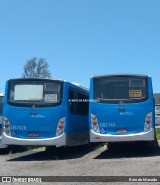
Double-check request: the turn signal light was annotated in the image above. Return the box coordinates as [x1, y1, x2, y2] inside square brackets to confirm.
[56, 117, 65, 136]
[144, 113, 152, 132]
[91, 114, 99, 133]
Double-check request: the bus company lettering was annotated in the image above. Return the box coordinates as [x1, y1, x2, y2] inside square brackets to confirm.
[120, 112, 134, 116]
[31, 114, 45, 118]
[100, 122, 115, 128]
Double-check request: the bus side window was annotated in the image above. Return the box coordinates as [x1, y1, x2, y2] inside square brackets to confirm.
[69, 90, 78, 114]
[69, 88, 89, 115]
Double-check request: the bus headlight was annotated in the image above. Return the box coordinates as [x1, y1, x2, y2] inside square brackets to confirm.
[56, 117, 65, 136]
[144, 113, 152, 132]
[91, 114, 99, 133]
[3, 117, 11, 136]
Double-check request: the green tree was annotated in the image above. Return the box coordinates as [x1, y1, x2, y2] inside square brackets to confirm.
[22, 57, 51, 78]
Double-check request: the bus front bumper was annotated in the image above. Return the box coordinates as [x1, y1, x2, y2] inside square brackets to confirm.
[90, 129, 155, 142]
[0, 136, 7, 148]
[1, 133, 66, 146]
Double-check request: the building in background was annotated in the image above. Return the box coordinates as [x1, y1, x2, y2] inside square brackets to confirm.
[154, 93, 160, 127]
[154, 93, 160, 104]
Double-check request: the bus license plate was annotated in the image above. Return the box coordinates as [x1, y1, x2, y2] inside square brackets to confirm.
[28, 132, 39, 137]
[117, 129, 127, 133]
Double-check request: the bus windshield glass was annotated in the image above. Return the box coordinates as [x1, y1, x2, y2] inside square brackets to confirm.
[94, 76, 148, 103]
[8, 80, 62, 106]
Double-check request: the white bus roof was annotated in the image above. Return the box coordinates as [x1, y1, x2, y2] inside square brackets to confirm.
[71, 82, 89, 91]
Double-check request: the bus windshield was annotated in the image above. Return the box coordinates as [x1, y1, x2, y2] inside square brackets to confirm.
[8, 80, 62, 106]
[93, 76, 148, 103]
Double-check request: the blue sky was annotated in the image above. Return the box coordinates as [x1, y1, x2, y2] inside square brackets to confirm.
[0, 0, 160, 93]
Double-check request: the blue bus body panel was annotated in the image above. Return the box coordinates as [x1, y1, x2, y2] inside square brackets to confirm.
[5, 106, 66, 139]
[90, 102, 153, 135]
[89, 76, 155, 135]
[67, 115, 89, 133]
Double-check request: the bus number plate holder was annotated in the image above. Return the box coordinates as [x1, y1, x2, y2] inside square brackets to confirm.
[28, 132, 39, 137]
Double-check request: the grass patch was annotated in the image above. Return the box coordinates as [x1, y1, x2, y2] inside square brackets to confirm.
[156, 128, 160, 140]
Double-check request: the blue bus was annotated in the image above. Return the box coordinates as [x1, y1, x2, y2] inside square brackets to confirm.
[2, 78, 89, 147]
[89, 74, 156, 143]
